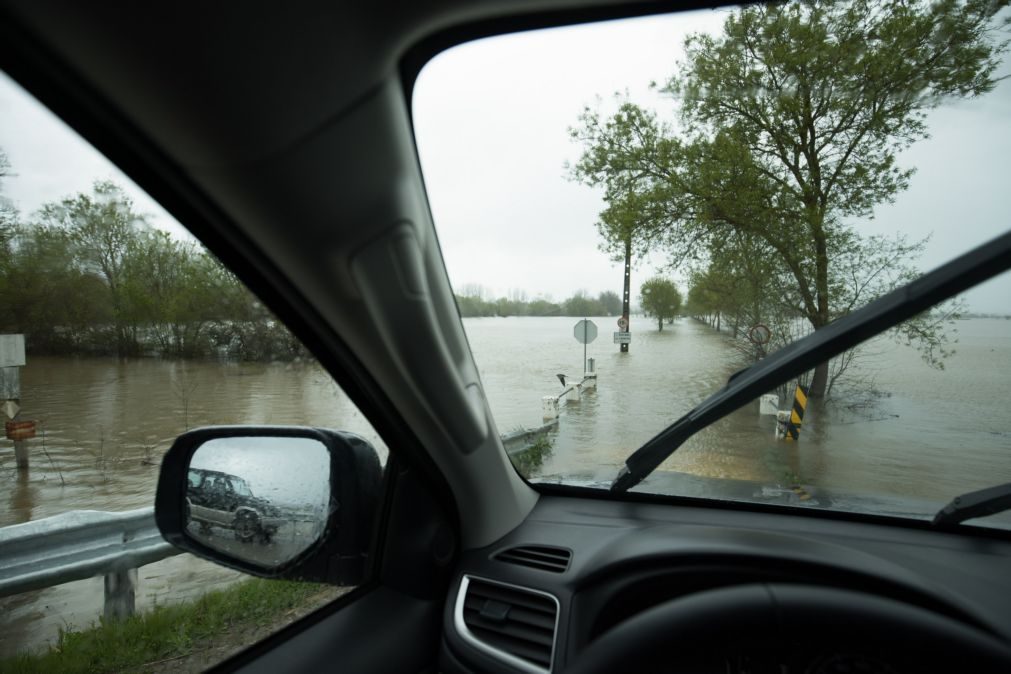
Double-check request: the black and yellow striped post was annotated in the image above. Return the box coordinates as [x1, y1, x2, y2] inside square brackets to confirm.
[784, 384, 809, 441]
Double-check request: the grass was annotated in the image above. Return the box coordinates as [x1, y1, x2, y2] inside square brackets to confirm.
[1, 578, 332, 674]
[511, 434, 553, 479]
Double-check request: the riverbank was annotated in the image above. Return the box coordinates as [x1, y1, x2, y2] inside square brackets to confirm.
[0, 578, 347, 673]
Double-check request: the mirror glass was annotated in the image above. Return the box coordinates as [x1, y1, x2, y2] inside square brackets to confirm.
[185, 436, 331, 569]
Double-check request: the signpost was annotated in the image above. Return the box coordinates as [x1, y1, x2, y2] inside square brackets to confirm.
[613, 332, 631, 344]
[1, 335, 29, 470]
[573, 319, 597, 377]
[748, 324, 772, 359]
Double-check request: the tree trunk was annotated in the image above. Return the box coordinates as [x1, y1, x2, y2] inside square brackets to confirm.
[809, 360, 829, 398]
[657, 315, 663, 331]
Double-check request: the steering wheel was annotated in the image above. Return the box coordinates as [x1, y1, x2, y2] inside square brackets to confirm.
[564, 584, 1011, 673]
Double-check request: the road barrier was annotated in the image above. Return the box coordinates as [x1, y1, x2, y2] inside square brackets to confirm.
[0, 423, 555, 622]
[501, 422, 557, 457]
[0, 507, 180, 620]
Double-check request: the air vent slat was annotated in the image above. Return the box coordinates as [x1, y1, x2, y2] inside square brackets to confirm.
[458, 576, 559, 672]
[464, 611, 555, 647]
[468, 626, 553, 667]
[466, 582, 557, 614]
[495, 545, 571, 573]
[464, 600, 557, 631]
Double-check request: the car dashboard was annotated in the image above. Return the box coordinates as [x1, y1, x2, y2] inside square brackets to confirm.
[440, 493, 1011, 673]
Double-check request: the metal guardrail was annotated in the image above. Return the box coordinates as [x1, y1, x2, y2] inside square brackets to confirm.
[0, 507, 180, 619]
[501, 422, 557, 457]
[0, 425, 554, 621]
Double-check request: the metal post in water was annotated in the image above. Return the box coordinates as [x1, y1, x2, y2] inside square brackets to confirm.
[583, 317, 588, 377]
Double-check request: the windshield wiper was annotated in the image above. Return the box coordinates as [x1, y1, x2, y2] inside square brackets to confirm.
[932, 483, 1011, 528]
[611, 230, 1011, 493]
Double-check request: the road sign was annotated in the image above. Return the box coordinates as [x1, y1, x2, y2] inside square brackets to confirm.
[1, 400, 20, 420]
[573, 320, 598, 344]
[748, 324, 772, 346]
[614, 331, 631, 344]
[0, 335, 25, 368]
[617, 316, 628, 330]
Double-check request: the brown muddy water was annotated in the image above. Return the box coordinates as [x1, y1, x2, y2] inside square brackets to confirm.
[2, 316, 1010, 655]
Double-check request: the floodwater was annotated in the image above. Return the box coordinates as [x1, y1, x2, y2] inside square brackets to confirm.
[2, 316, 1010, 655]
[468, 315, 1011, 502]
[0, 357, 388, 656]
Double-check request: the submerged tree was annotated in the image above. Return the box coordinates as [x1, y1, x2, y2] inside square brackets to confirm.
[640, 277, 682, 331]
[573, 0, 1008, 396]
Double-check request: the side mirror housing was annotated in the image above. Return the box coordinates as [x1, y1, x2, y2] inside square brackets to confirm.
[155, 426, 382, 585]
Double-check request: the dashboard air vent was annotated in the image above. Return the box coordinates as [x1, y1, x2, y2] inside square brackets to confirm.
[495, 545, 572, 573]
[456, 576, 559, 673]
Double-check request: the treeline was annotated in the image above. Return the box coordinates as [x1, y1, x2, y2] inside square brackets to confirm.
[0, 179, 307, 361]
[456, 290, 621, 318]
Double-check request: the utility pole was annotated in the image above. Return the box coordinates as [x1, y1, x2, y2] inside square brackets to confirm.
[620, 236, 631, 353]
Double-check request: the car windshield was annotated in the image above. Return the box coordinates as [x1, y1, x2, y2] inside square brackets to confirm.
[413, 1, 1011, 529]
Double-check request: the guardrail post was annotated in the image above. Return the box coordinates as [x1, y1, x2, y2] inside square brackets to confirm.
[104, 568, 137, 620]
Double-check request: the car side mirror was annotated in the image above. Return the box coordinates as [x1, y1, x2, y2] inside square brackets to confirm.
[155, 426, 382, 585]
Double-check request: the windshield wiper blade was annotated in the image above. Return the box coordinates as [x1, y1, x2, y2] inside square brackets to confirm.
[611, 229, 1011, 494]
[931, 483, 1011, 528]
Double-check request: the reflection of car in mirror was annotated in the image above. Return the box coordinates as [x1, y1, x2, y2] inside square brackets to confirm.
[186, 468, 284, 544]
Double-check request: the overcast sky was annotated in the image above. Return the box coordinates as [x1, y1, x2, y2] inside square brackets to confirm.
[1, 7, 1008, 312]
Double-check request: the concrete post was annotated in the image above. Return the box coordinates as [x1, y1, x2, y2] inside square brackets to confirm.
[568, 383, 581, 402]
[104, 568, 137, 620]
[542, 396, 559, 422]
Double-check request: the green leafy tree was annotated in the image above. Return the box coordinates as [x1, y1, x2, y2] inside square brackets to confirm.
[640, 277, 682, 331]
[38, 181, 150, 356]
[0, 223, 110, 351]
[573, 0, 1007, 396]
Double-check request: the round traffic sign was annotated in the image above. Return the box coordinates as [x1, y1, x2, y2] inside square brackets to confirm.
[573, 319, 598, 344]
[617, 316, 628, 330]
[748, 324, 772, 346]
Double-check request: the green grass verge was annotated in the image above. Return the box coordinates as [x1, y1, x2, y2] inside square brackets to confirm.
[1, 578, 327, 674]
[511, 434, 553, 479]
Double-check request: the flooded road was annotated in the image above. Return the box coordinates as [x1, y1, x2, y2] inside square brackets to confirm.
[2, 316, 1009, 655]
[466, 315, 1011, 501]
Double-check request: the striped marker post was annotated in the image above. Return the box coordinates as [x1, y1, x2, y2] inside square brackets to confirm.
[784, 385, 809, 441]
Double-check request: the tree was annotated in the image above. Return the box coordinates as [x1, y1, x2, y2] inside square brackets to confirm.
[597, 290, 622, 315]
[564, 289, 605, 316]
[573, 0, 1007, 396]
[38, 181, 150, 356]
[640, 277, 682, 331]
[0, 149, 16, 303]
